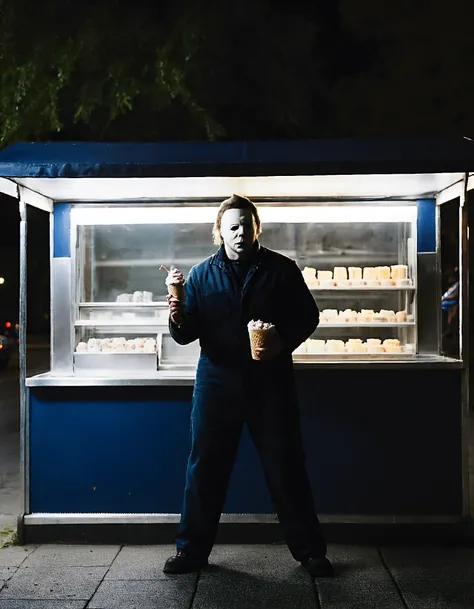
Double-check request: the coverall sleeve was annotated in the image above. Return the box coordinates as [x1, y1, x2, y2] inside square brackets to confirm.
[169, 267, 200, 345]
[277, 261, 319, 354]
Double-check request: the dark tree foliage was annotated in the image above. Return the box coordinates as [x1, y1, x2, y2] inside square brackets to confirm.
[0, 0, 367, 145]
[335, 0, 474, 136]
[1, 0, 474, 146]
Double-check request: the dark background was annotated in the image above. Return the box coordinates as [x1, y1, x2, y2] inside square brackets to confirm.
[0, 200, 49, 331]
[0, 0, 472, 331]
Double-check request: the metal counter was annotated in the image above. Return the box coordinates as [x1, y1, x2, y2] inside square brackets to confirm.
[26, 355, 463, 387]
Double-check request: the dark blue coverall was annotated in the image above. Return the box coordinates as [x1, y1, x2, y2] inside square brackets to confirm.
[170, 243, 326, 562]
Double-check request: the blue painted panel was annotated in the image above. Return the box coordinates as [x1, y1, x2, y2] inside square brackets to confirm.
[29, 369, 462, 515]
[417, 199, 436, 253]
[29, 386, 273, 514]
[2, 139, 474, 178]
[30, 387, 194, 513]
[296, 368, 462, 515]
[53, 204, 71, 258]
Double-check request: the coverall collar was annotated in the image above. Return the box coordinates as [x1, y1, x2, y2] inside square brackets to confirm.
[211, 241, 262, 270]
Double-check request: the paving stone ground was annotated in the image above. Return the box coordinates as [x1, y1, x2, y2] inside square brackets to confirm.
[0, 543, 473, 608]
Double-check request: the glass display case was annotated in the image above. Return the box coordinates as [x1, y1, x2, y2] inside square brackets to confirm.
[71, 202, 418, 374]
[289, 205, 417, 360]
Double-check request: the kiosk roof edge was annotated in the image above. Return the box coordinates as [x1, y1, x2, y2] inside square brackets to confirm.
[1, 138, 474, 179]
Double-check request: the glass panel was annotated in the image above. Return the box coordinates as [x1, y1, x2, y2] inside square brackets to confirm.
[77, 223, 215, 304]
[282, 220, 416, 358]
[73, 202, 419, 369]
[440, 198, 460, 358]
[160, 334, 200, 369]
[74, 326, 159, 377]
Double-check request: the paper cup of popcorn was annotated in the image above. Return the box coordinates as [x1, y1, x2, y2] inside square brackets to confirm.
[160, 265, 186, 302]
[248, 319, 276, 360]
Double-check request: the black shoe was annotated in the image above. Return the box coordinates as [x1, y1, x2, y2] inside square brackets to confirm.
[301, 556, 334, 578]
[163, 551, 208, 574]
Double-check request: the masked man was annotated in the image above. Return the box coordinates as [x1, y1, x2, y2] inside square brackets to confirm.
[164, 194, 332, 578]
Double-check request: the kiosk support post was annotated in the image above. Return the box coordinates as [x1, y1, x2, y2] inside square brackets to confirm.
[18, 195, 29, 538]
[460, 173, 471, 519]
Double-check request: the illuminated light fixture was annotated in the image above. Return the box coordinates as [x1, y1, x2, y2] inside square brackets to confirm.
[0, 344, 3, 350]
[14, 172, 464, 202]
[0, 277, 4, 284]
[5, 322, 11, 328]
[71, 205, 416, 226]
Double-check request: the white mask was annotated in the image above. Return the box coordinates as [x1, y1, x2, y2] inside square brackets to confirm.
[220, 208, 258, 260]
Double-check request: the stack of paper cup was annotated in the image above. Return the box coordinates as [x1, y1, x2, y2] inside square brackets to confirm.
[248, 320, 276, 360]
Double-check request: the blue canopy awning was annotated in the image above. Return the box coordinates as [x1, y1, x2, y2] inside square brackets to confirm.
[1, 138, 474, 178]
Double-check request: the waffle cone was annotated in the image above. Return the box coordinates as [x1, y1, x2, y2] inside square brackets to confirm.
[168, 283, 185, 302]
[249, 328, 274, 360]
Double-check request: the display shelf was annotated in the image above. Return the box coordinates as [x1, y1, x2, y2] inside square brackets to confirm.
[79, 302, 165, 308]
[318, 322, 415, 328]
[309, 286, 416, 292]
[76, 320, 415, 329]
[75, 320, 165, 328]
[93, 258, 199, 267]
[293, 352, 415, 361]
[74, 350, 157, 356]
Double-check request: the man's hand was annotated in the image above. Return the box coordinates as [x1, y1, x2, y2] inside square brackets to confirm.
[167, 294, 184, 325]
[253, 332, 284, 361]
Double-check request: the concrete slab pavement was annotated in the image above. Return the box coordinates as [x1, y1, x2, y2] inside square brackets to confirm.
[196, 545, 317, 609]
[0, 543, 474, 608]
[382, 546, 474, 609]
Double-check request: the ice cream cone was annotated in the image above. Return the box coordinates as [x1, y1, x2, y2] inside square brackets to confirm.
[160, 265, 186, 302]
[168, 282, 185, 302]
[249, 328, 274, 360]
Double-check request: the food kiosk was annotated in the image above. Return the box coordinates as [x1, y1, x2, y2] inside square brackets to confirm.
[0, 139, 471, 543]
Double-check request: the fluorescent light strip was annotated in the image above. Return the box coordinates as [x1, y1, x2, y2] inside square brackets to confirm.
[72, 205, 416, 226]
[258, 206, 416, 223]
[72, 206, 217, 225]
[16, 172, 463, 201]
